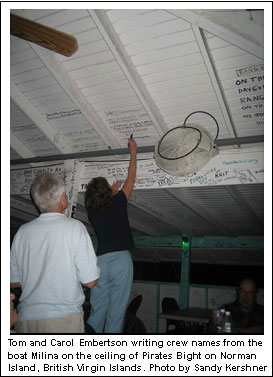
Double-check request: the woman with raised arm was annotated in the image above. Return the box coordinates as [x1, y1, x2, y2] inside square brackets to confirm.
[84, 138, 137, 333]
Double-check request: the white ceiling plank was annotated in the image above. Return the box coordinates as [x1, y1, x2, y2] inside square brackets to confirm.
[112, 9, 174, 34]
[210, 45, 248, 62]
[160, 100, 220, 117]
[10, 133, 36, 159]
[11, 82, 72, 154]
[28, 44, 120, 149]
[13, 9, 89, 28]
[30, 92, 70, 108]
[131, 41, 200, 66]
[11, 48, 37, 65]
[129, 192, 185, 234]
[89, 10, 168, 136]
[146, 73, 210, 93]
[107, 9, 151, 23]
[119, 17, 191, 45]
[10, 37, 31, 54]
[214, 54, 262, 72]
[62, 51, 114, 71]
[65, 39, 108, 61]
[73, 29, 102, 45]
[125, 29, 196, 56]
[11, 67, 50, 85]
[56, 17, 96, 34]
[157, 92, 218, 110]
[23, 84, 64, 101]
[37, 9, 89, 27]
[204, 33, 231, 49]
[75, 70, 125, 89]
[142, 63, 208, 85]
[69, 61, 120, 81]
[131, 192, 211, 237]
[11, 9, 59, 21]
[137, 53, 204, 76]
[11, 58, 44, 76]
[166, 188, 234, 236]
[192, 26, 238, 139]
[81, 79, 130, 97]
[167, 10, 263, 59]
[91, 97, 141, 112]
[152, 83, 214, 102]
[225, 185, 263, 232]
[86, 88, 135, 105]
[17, 75, 58, 93]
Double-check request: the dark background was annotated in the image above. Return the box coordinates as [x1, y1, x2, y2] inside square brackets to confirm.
[133, 261, 264, 288]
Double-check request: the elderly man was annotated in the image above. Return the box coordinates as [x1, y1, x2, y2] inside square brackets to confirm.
[10, 173, 99, 333]
[221, 278, 264, 334]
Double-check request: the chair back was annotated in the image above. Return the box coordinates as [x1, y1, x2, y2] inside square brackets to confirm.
[161, 297, 182, 334]
[162, 297, 179, 313]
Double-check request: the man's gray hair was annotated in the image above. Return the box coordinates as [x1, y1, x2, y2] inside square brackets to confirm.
[31, 173, 65, 213]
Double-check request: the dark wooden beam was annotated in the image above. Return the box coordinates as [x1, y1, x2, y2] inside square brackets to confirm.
[10, 13, 78, 57]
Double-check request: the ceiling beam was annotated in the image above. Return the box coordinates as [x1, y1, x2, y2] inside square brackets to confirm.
[28, 43, 120, 150]
[10, 13, 78, 57]
[167, 9, 263, 59]
[10, 135, 264, 165]
[90, 9, 169, 136]
[11, 82, 71, 153]
[10, 8, 120, 149]
[192, 26, 237, 138]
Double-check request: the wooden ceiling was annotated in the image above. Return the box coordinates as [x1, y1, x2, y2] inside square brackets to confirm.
[7, 8, 266, 265]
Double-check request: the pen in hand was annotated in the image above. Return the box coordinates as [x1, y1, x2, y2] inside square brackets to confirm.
[128, 134, 133, 148]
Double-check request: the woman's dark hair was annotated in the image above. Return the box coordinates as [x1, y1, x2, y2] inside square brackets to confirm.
[84, 177, 113, 211]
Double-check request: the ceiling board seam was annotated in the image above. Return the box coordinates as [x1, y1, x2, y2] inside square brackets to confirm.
[129, 39, 198, 59]
[11, 69, 51, 83]
[22, 82, 59, 94]
[66, 58, 116, 73]
[149, 79, 213, 96]
[139, 51, 203, 74]
[45, 16, 91, 29]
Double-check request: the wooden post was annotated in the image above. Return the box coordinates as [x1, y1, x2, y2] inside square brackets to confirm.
[179, 235, 191, 309]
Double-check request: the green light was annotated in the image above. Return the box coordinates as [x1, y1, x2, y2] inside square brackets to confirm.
[182, 237, 189, 246]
